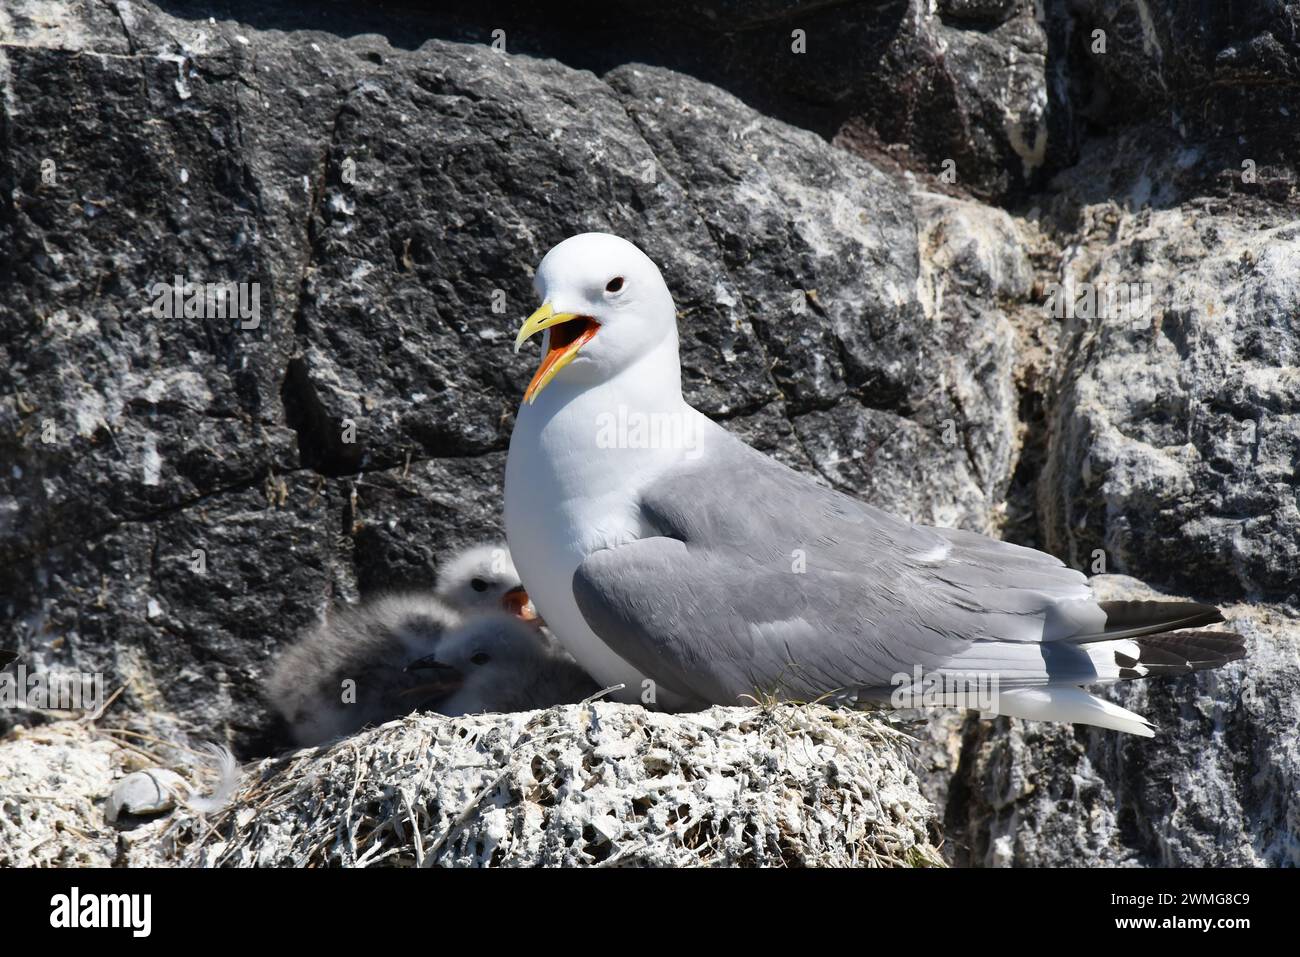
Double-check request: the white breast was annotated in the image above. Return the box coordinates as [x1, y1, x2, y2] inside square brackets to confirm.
[503, 382, 698, 710]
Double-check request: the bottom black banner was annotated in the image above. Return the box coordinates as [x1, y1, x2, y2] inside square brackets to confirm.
[0, 865, 1276, 941]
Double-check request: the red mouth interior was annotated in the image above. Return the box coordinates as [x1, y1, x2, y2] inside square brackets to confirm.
[548, 316, 599, 352]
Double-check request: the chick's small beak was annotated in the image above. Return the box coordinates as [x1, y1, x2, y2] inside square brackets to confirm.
[502, 585, 541, 624]
[404, 655, 460, 676]
[515, 302, 600, 403]
[402, 655, 465, 699]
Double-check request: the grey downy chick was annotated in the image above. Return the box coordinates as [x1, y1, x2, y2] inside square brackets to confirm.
[434, 544, 535, 620]
[406, 612, 600, 717]
[267, 544, 532, 747]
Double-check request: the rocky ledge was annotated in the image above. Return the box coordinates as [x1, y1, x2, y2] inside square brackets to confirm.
[0, 705, 942, 868]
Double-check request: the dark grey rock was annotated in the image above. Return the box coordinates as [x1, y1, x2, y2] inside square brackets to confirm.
[1076, 1, 1300, 120]
[250, 0, 1066, 201]
[1040, 207, 1300, 608]
[1, 2, 1011, 754]
[939, 0, 1020, 24]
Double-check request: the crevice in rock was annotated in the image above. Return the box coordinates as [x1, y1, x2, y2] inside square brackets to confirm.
[10, 468, 286, 562]
[277, 87, 364, 477]
[280, 356, 366, 476]
[12, 441, 506, 563]
[942, 379, 987, 494]
[1000, 381, 1048, 549]
[939, 715, 984, 867]
[106, 0, 138, 54]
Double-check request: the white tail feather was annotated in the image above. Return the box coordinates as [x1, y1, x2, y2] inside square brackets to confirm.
[1083, 638, 1145, 680]
[986, 687, 1156, 737]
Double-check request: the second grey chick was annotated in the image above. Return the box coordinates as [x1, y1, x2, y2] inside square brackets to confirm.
[267, 544, 535, 747]
[406, 613, 600, 717]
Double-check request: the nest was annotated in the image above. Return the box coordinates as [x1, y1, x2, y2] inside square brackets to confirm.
[0, 703, 942, 867]
[176, 702, 943, 867]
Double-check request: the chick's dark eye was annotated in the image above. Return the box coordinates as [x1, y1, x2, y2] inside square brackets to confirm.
[605, 276, 624, 293]
[471, 652, 491, 666]
[470, 578, 489, 592]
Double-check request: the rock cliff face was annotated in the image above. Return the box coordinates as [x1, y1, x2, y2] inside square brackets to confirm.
[1, 0, 1295, 865]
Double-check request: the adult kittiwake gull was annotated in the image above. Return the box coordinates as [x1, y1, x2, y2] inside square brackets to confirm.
[504, 232, 1245, 735]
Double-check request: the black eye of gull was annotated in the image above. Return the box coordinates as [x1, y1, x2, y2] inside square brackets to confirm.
[470, 577, 489, 592]
[605, 276, 624, 293]
[471, 652, 491, 666]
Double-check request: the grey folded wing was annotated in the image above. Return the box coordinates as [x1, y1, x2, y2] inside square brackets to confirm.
[572, 434, 1103, 706]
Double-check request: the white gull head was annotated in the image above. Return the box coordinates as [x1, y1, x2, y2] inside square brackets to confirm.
[514, 232, 680, 403]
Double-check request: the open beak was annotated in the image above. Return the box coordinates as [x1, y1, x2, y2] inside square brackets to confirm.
[514, 302, 599, 403]
[402, 655, 465, 699]
[502, 585, 541, 625]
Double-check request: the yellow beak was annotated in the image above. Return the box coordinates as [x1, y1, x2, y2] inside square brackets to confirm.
[513, 302, 578, 353]
[514, 303, 600, 404]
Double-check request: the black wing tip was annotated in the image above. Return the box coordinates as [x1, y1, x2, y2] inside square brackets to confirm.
[1201, 607, 1227, 628]
[1131, 630, 1247, 674]
[1099, 599, 1225, 633]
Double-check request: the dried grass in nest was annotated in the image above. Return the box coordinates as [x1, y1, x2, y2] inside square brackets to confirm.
[167, 702, 944, 868]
